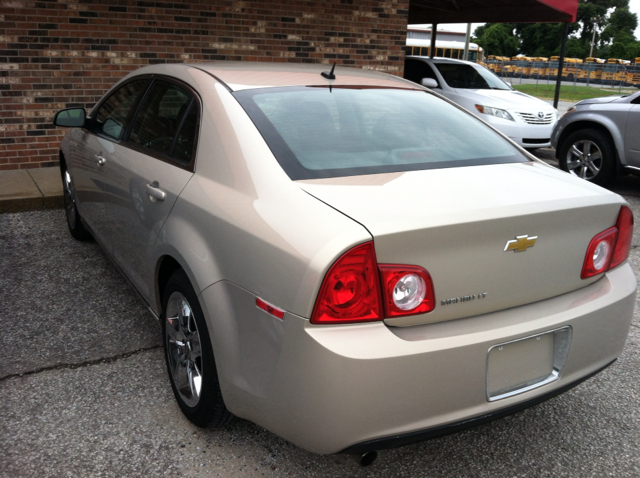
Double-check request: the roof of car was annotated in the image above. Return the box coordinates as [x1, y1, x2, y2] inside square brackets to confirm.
[146, 61, 421, 91]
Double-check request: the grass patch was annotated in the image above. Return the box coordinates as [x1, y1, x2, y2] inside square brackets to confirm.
[512, 83, 630, 102]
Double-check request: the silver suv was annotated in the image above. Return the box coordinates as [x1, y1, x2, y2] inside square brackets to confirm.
[551, 90, 640, 186]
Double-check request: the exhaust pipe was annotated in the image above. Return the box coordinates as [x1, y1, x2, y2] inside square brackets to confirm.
[352, 450, 378, 467]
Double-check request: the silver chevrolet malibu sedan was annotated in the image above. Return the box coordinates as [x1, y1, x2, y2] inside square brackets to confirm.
[54, 62, 636, 460]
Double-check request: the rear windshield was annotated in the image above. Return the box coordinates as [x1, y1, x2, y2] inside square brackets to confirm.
[234, 86, 526, 180]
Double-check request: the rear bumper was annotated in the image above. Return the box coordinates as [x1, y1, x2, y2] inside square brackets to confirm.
[201, 263, 636, 455]
[340, 359, 615, 454]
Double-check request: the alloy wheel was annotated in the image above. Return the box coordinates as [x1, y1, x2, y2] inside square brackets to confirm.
[165, 291, 203, 408]
[565, 139, 603, 181]
[63, 170, 77, 229]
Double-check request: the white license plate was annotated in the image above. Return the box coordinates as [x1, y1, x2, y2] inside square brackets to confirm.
[487, 327, 571, 401]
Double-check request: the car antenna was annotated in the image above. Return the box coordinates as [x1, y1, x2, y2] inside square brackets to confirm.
[321, 63, 336, 80]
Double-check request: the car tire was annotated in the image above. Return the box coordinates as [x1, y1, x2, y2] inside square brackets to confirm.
[61, 161, 92, 241]
[559, 129, 616, 186]
[162, 269, 234, 428]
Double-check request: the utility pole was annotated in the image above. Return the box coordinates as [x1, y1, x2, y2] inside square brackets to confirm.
[589, 17, 599, 57]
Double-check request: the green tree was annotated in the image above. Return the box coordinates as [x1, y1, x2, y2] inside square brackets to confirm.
[473, 23, 519, 57]
[608, 42, 627, 57]
[472, 24, 490, 39]
[576, 0, 612, 46]
[601, 6, 638, 44]
[627, 43, 640, 59]
[565, 38, 589, 58]
[515, 23, 574, 57]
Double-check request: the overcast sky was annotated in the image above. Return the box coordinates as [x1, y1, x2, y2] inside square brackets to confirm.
[427, 0, 640, 38]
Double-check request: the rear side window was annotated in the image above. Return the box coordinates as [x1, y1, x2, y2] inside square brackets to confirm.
[234, 86, 526, 180]
[93, 80, 147, 140]
[404, 60, 439, 85]
[128, 80, 198, 165]
[434, 63, 510, 90]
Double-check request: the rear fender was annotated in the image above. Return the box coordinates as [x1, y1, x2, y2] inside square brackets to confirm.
[152, 214, 223, 315]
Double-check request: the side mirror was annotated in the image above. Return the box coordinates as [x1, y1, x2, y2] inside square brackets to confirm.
[421, 78, 439, 89]
[54, 108, 86, 128]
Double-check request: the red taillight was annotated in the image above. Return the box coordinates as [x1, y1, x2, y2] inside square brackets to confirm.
[581, 228, 617, 279]
[610, 205, 634, 269]
[311, 242, 436, 324]
[379, 265, 435, 317]
[311, 242, 383, 324]
[582, 206, 634, 279]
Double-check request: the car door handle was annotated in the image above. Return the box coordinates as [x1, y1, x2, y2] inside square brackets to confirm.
[146, 183, 166, 202]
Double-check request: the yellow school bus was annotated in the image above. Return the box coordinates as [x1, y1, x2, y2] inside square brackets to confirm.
[510, 56, 534, 77]
[405, 39, 485, 62]
[602, 58, 627, 85]
[528, 57, 548, 78]
[548, 56, 583, 80]
[486, 55, 511, 75]
[577, 57, 604, 83]
[627, 58, 640, 88]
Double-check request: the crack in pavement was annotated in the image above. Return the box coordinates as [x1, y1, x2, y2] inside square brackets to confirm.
[0, 345, 162, 382]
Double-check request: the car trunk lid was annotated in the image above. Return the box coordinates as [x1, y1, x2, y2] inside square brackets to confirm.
[298, 162, 625, 327]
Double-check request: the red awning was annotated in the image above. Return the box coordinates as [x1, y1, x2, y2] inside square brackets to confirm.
[409, 0, 578, 24]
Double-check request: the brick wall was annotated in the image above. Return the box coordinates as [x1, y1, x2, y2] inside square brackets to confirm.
[0, 0, 409, 170]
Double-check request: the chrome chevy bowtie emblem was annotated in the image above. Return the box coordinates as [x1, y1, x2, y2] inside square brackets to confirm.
[537, 111, 545, 119]
[505, 235, 537, 252]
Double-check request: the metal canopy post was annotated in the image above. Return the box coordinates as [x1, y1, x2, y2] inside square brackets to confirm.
[553, 22, 569, 109]
[463, 23, 471, 61]
[430, 23, 437, 58]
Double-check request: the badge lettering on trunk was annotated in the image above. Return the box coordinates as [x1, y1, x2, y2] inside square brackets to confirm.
[505, 235, 537, 252]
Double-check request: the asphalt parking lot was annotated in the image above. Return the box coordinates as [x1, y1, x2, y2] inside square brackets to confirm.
[1, 155, 640, 477]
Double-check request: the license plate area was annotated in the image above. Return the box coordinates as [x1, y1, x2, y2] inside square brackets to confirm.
[487, 327, 572, 401]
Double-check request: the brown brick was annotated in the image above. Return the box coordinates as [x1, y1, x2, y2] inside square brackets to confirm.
[1, 0, 409, 169]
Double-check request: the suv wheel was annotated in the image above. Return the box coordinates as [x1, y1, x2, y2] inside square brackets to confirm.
[559, 129, 616, 186]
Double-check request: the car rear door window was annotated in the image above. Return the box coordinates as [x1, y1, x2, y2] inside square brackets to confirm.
[128, 80, 197, 165]
[93, 80, 147, 140]
[170, 103, 198, 165]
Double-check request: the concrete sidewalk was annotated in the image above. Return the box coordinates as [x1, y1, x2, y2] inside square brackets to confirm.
[0, 167, 63, 214]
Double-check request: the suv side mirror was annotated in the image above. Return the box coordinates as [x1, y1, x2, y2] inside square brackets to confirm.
[421, 78, 439, 89]
[54, 108, 86, 128]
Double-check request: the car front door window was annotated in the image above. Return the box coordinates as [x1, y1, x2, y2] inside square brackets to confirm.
[93, 80, 147, 140]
